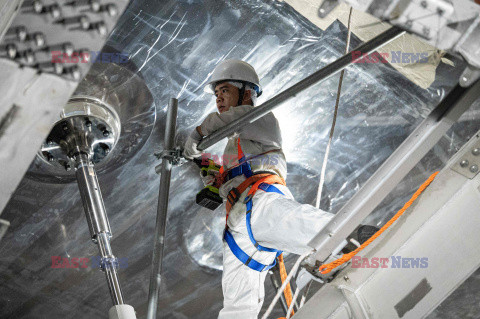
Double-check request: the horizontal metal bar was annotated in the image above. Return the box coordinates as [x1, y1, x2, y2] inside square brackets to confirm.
[309, 80, 480, 262]
[197, 26, 405, 151]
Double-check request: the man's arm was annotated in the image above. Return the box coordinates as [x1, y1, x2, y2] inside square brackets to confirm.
[199, 106, 282, 148]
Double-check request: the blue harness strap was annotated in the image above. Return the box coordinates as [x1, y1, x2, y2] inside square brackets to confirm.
[226, 156, 253, 181]
[224, 229, 280, 272]
[245, 184, 284, 253]
[223, 138, 285, 272]
[224, 181, 285, 272]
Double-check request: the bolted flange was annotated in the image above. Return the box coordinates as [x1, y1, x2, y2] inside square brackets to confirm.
[38, 97, 121, 171]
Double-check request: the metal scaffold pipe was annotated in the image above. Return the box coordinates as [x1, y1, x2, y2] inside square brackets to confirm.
[147, 98, 179, 319]
[197, 26, 405, 151]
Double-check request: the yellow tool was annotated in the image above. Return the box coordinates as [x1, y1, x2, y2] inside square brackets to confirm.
[193, 158, 223, 210]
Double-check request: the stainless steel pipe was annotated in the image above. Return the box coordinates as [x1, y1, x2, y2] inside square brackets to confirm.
[75, 153, 124, 305]
[147, 98, 178, 319]
[75, 153, 112, 239]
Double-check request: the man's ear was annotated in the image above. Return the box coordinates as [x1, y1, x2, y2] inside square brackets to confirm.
[242, 90, 253, 105]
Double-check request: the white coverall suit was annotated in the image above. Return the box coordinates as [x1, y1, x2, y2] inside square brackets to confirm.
[198, 105, 334, 319]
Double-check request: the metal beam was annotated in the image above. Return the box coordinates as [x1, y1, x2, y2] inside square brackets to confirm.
[295, 131, 480, 318]
[308, 80, 480, 262]
[197, 26, 405, 151]
[147, 98, 178, 319]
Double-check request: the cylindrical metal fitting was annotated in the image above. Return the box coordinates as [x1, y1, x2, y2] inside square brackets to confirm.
[75, 153, 112, 240]
[96, 232, 124, 305]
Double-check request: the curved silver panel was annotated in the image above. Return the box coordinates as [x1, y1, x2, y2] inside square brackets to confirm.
[27, 62, 156, 183]
[1, 1, 479, 319]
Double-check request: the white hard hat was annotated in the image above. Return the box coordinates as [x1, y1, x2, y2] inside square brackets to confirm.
[204, 59, 262, 97]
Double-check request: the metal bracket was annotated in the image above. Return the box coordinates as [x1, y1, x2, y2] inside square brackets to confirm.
[154, 147, 184, 174]
[450, 133, 480, 179]
[296, 267, 325, 291]
[154, 147, 183, 163]
[101, 256, 120, 271]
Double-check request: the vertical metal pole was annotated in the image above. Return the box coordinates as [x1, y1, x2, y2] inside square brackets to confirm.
[147, 98, 178, 319]
[75, 153, 124, 305]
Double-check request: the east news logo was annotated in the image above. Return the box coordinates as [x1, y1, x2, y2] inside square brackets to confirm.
[51, 256, 128, 269]
[352, 255, 428, 268]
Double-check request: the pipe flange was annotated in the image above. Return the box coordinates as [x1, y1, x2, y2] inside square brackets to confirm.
[38, 97, 121, 171]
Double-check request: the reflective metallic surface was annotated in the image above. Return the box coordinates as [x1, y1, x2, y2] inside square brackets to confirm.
[27, 61, 156, 183]
[1, 1, 480, 318]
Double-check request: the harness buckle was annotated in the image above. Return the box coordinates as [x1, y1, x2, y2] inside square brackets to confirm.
[243, 194, 253, 204]
[227, 187, 241, 207]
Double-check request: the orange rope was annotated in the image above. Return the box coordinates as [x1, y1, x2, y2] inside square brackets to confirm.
[319, 171, 439, 274]
[278, 254, 294, 316]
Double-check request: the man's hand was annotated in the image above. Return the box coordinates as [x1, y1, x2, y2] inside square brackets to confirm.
[200, 173, 216, 187]
[183, 127, 203, 160]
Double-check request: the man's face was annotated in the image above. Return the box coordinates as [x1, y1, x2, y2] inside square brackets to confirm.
[214, 82, 239, 113]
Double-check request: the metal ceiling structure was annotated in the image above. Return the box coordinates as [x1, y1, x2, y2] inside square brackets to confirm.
[1, 0, 480, 318]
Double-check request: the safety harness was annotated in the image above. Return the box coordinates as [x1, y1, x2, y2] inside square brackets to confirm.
[222, 139, 287, 272]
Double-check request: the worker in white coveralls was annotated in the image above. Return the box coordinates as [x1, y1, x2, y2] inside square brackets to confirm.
[183, 59, 335, 319]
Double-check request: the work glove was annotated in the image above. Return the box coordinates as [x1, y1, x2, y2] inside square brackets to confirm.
[183, 128, 203, 160]
[200, 172, 216, 187]
[193, 157, 222, 187]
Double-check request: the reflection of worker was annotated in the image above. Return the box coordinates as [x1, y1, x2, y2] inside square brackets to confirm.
[183, 59, 334, 318]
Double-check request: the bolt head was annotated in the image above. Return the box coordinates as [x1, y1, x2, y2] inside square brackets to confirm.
[66, 65, 81, 80]
[17, 27, 27, 42]
[470, 165, 478, 173]
[107, 4, 118, 16]
[96, 22, 108, 36]
[90, 0, 101, 12]
[6, 44, 17, 59]
[80, 50, 91, 62]
[23, 49, 35, 64]
[103, 130, 110, 137]
[343, 275, 349, 281]
[33, 1, 43, 13]
[420, 0, 427, 8]
[34, 33, 45, 47]
[80, 16, 90, 30]
[63, 43, 74, 56]
[50, 5, 61, 18]
[54, 63, 64, 75]
[472, 148, 480, 156]
[460, 159, 469, 168]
